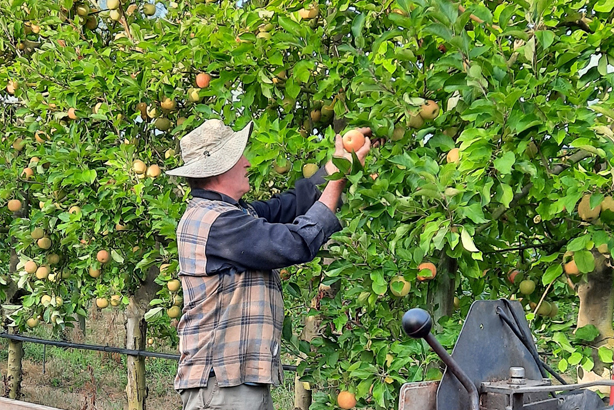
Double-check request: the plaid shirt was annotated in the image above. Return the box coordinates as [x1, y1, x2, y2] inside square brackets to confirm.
[174, 174, 341, 390]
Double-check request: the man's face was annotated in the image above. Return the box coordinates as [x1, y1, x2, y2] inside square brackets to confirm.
[220, 154, 251, 200]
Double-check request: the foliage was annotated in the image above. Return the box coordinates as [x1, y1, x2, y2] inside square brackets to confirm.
[1, 0, 614, 408]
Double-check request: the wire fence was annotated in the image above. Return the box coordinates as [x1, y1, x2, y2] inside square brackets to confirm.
[0, 332, 299, 372]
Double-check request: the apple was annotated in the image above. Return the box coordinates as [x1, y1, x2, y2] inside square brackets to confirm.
[273, 161, 291, 174]
[36, 266, 50, 280]
[13, 138, 26, 151]
[419, 100, 439, 120]
[167, 306, 182, 318]
[27, 317, 40, 328]
[97, 249, 111, 264]
[7, 199, 22, 212]
[167, 279, 181, 292]
[302, 163, 319, 178]
[146, 164, 161, 178]
[298, 5, 319, 19]
[196, 73, 212, 88]
[143, 3, 156, 16]
[342, 130, 365, 152]
[154, 117, 171, 131]
[76, 4, 90, 16]
[310, 110, 321, 122]
[337, 391, 356, 410]
[160, 97, 176, 111]
[6, 80, 18, 95]
[135, 102, 147, 116]
[417, 262, 437, 281]
[96, 298, 109, 309]
[69, 206, 81, 214]
[110, 295, 122, 306]
[507, 269, 520, 284]
[67, 107, 78, 120]
[390, 276, 411, 297]
[391, 127, 405, 141]
[133, 160, 147, 174]
[446, 148, 460, 164]
[37, 237, 52, 249]
[187, 88, 202, 103]
[22, 168, 34, 179]
[25, 261, 38, 274]
[259, 23, 274, 32]
[107, 0, 120, 9]
[408, 114, 424, 129]
[47, 254, 60, 265]
[86, 15, 98, 29]
[89, 267, 101, 278]
[519, 279, 535, 295]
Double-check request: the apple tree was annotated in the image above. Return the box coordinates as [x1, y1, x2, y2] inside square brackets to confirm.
[2, 0, 614, 408]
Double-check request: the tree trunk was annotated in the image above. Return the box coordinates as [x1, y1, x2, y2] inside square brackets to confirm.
[427, 253, 457, 329]
[7, 337, 23, 399]
[292, 273, 332, 410]
[125, 296, 147, 410]
[293, 314, 317, 410]
[576, 252, 614, 393]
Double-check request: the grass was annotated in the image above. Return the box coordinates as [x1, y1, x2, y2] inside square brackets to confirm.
[0, 306, 297, 410]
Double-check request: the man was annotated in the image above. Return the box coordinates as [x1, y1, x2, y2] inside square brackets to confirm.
[167, 119, 371, 410]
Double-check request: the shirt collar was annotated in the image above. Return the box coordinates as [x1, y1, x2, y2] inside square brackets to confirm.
[190, 188, 250, 209]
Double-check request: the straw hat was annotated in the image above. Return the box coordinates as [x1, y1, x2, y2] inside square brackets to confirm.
[166, 119, 253, 178]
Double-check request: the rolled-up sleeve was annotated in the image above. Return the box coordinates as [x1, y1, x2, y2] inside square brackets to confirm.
[204, 201, 342, 274]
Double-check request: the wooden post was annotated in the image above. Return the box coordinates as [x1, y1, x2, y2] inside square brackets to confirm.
[125, 264, 161, 410]
[293, 313, 317, 410]
[125, 296, 147, 410]
[7, 336, 24, 399]
[293, 272, 337, 410]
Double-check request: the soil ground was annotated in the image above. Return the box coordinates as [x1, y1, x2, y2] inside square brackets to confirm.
[0, 306, 295, 410]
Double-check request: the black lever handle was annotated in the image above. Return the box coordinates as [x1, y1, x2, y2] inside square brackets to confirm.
[403, 308, 480, 410]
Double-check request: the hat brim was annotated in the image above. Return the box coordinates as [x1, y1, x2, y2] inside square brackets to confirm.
[166, 121, 253, 178]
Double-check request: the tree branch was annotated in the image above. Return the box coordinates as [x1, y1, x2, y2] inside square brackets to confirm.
[484, 239, 567, 254]
[476, 150, 591, 234]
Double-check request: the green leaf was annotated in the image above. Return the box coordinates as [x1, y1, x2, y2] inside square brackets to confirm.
[285, 78, 300, 99]
[493, 152, 515, 174]
[598, 346, 613, 364]
[461, 228, 480, 252]
[144, 307, 163, 321]
[574, 325, 600, 342]
[568, 352, 583, 366]
[332, 157, 351, 174]
[500, 183, 513, 208]
[535, 30, 554, 50]
[558, 358, 568, 373]
[567, 235, 591, 252]
[111, 249, 124, 263]
[553, 332, 575, 353]
[351, 14, 366, 38]
[573, 250, 595, 273]
[370, 270, 388, 295]
[542, 264, 562, 285]
[278, 16, 303, 37]
[595, 0, 614, 12]
[458, 203, 488, 224]
[422, 23, 453, 41]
